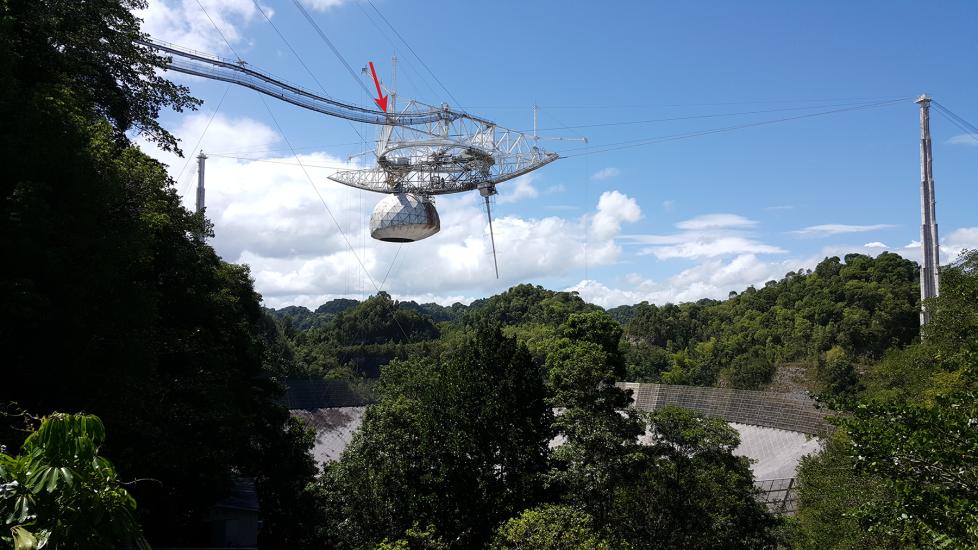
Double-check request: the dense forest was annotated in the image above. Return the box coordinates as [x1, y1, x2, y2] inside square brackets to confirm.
[1, 0, 975, 548]
[269, 250, 920, 396]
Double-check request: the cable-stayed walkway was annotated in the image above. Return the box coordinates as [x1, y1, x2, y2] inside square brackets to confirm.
[143, 38, 461, 126]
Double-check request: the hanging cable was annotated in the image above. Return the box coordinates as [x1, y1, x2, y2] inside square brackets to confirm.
[365, 0, 465, 111]
[194, 0, 240, 57]
[559, 97, 910, 158]
[519, 99, 909, 133]
[354, 2, 439, 102]
[205, 153, 354, 169]
[933, 101, 978, 144]
[288, 0, 374, 97]
[250, 0, 367, 143]
[379, 244, 403, 291]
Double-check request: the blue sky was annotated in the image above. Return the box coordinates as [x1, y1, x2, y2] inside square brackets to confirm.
[138, 0, 978, 308]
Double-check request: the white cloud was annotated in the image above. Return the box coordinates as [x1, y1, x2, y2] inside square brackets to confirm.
[676, 213, 756, 231]
[661, 200, 675, 211]
[137, 0, 261, 54]
[138, 114, 643, 307]
[302, 0, 351, 11]
[591, 167, 620, 180]
[947, 134, 978, 146]
[590, 191, 642, 240]
[792, 223, 896, 237]
[867, 228, 978, 265]
[622, 213, 781, 260]
[572, 234, 973, 308]
[569, 254, 809, 308]
[496, 175, 539, 205]
[863, 241, 888, 248]
[943, 227, 978, 261]
[638, 237, 785, 260]
[570, 237, 961, 308]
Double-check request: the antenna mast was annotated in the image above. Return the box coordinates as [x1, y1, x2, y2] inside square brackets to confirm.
[916, 95, 940, 326]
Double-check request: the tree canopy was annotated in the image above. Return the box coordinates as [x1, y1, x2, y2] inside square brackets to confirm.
[0, 0, 317, 545]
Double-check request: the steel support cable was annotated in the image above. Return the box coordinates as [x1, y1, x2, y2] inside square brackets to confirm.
[379, 244, 403, 291]
[194, 0, 238, 56]
[355, 2, 440, 103]
[519, 99, 911, 133]
[559, 97, 911, 158]
[934, 109, 978, 145]
[468, 96, 915, 110]
[287, 0, 373, 98]
[206, 153, 354, 169]
[208, 141, 367, 156]
[355, 2, 439, 102]
[365, 0, 466, 111]
[933, 101, 978, 133]
[933, 101, 978, 144]
[250, 0, 366, 143]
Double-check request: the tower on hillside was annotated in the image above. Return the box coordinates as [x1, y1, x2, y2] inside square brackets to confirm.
[196, 151, 207, 215]
[916, 95, 940, 326]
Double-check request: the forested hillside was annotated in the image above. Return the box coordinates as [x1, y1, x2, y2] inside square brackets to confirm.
[271, 252, 920, 394]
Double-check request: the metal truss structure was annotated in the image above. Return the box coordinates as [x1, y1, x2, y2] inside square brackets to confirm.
[145, 38, 558, 198]
[329, 99, 560, 195]
[145, 36, 560, 273]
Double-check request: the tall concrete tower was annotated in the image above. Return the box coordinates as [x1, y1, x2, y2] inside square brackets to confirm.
[195, 151, 207, 215]
[916, 95, 940, 326]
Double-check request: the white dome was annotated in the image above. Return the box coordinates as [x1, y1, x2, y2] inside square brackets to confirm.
[369, 193, 440, 242]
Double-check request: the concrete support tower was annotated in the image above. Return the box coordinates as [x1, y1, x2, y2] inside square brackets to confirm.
[195, 151, 207, 215]
[916, 95, 940, 326]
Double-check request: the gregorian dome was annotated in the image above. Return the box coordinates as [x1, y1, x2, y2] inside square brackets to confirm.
[369, 193, 441, 242]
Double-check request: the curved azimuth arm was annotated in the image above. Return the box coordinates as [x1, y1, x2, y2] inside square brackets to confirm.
[142, 38, 461, 126]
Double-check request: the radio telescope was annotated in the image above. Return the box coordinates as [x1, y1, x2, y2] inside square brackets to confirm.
[145, 38, 559, 275]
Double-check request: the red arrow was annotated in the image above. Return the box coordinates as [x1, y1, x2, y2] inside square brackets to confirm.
[368, 61, 388, 113]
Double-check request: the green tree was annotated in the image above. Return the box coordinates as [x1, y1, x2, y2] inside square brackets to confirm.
[0, 0, 318, 543]
[793, 432, 896, 549]
[375, 524, 448, 550]
[795, 250, 978, 548]
[726, 347, 776, 390]
[490, 505, 613, 550]
[815, 346, 860, 398]
[609, 407, 779, 550]
[320, 325, 553, 548]
[331, 292, 439, 346]
[0, 0, 198, 159]
[547, 312, 644, 525]
[0, 413, 149, 549]
[841, 386, 978, 547]
[924, 250, 978, 367]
